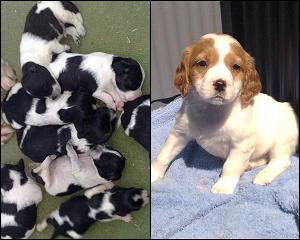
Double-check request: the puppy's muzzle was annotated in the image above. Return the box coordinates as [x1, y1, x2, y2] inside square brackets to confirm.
[213, 79, 226, 92]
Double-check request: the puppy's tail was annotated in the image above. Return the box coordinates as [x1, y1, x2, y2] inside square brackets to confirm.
[1, 59, 17, 91]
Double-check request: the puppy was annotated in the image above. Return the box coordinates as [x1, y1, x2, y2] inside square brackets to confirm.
[20, 1, 86, 98]
[49, 52, 145, 111]
[120, 95, 150, 152]
[2, 82, 96, 129]
[31, 143, 125, 196]
[16, 107, 116, 162]
[1, 59, 17, 92]
[36, 184, 149, 239]
[151, 33, 298, 194]
[1, 159, 43, 239]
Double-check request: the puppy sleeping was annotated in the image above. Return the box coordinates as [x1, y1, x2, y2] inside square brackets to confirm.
[151, 33, 298, 194]
[36, 183, 149, 239]
[120, 95, 150, 152]
[31, 143, 125, 196]
[49, 52, 145, 111]
[20, 1, 86, 98]
[2, 82, 96, 129]
[16, 107, 116, 162]
[1, 159, 42, 239]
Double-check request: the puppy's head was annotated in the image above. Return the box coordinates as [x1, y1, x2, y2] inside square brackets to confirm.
[111, 57, 144, 102]
[21, 62, 61, 99]
[175, 33, 261, 107]
[1, 159, 27, 194]
[91, 145, 125, 180]
[77, 107, 116, 144]
[110, 187, 149, 215]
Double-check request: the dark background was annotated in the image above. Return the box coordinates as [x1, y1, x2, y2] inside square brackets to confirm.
[221, 1, 299, 118]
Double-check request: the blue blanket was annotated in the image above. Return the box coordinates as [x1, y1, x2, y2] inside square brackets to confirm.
[151, 98, 299, 239]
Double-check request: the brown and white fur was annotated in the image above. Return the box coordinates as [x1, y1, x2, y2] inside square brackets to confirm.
[151, 33, 298, 194]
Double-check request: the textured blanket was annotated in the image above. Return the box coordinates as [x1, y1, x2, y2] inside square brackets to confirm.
[151, 98, 299, 239]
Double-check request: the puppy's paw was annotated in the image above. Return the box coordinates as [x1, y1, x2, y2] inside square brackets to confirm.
[36, 222, 47, 232]
[211, 176, 239, 195]
[151, 164, 164, 183]
[71, 34, 81, 46]
[77, 25, 86, 37]
[64, 44, 71, 51]
[104, 181, 115, 190]
[122, 214, 133, 223]
[115, 100, 124, 112]
[48, 155, 57, 161]
[253, 170, 272, 186]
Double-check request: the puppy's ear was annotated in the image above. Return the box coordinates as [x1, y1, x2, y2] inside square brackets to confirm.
[174, 44, 194, 96]
[240, 52, 261, 107]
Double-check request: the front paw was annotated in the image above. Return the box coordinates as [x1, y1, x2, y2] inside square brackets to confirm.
[104, 181, 115, 190]
[64, 44, 71, 51]
[115, 100, 124, 112]
[122, 214, 132, 223]
[76, 25, 86, 37]
[211, 176, 239, 195]
[253, 170, 272, 186]
[151, 163, 165, 183]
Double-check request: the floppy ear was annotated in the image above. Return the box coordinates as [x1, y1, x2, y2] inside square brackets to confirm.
[174, 44, 194, 96]
[240, 53, 261, 107]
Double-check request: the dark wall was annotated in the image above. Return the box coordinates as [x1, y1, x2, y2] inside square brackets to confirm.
[221, 1, 299, 117]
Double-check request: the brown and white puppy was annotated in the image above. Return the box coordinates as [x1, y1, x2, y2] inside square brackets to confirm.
[151, 33, 298, 194]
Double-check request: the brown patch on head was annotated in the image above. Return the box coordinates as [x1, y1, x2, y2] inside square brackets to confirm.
[225, 43, 261, 107]
[174, 38, 219, 96]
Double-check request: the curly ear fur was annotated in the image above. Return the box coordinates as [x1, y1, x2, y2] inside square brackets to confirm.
[240, 53, 261, 107]
[174, 45, 194, 96]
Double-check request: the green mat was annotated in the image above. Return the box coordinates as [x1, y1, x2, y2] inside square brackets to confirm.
[1, 1, 150, 239]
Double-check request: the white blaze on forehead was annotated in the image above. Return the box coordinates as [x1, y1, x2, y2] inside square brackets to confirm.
[202, 33, 239, 61]
[201, 34, 239, 81]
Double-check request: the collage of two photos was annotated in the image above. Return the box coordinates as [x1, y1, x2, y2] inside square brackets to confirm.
[1, 1, 299, 239]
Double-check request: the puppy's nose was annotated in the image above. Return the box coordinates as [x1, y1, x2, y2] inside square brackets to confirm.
[213, 79, 226, 92]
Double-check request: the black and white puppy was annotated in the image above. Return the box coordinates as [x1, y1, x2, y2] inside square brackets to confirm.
[49, 52, 145, 111]
[20, 1, 86, 98]
[2, 82, 96, 129]
[120, 95, 150, 152]
[16, 107, 116, 162]
[36, 183, 149, 239]
[1, 159, 43, 239]
[31, 143, 125, 196]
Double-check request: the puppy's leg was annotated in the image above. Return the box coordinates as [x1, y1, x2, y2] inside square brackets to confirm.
[151, 130, 190, 183]
[67, 142, 82, 174]
[50, 39, 71, 54]
[84, 182, 114, 199]
[211, 144, 254, 194]
[112, 214, 133, 223]
[66, 230, 82, 239]
[93, 91, 116, 110]
[109, 90, 124, 111]
[54, 11, 86, 37]
[253, 146, 293, 186]
[65, 25, 81, 46]
[36, 218, 49, 232]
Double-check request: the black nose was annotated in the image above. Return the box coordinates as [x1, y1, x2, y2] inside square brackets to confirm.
[213, 80, 226, 92]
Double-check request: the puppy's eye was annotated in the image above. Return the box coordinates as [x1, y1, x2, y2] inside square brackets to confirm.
[197, 60, 207, 67]
[232, 64, 240, 70]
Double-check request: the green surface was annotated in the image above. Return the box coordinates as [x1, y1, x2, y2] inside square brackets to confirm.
[1, 1, 150, 239]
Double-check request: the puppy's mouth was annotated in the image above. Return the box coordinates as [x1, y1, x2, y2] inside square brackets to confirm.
[209, 95, 226, 105]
